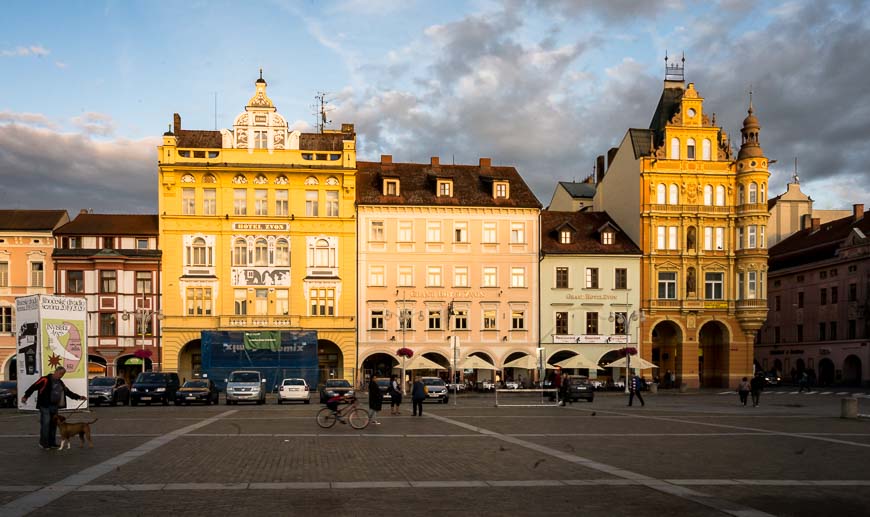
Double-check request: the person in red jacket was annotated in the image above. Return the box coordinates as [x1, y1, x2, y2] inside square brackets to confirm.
[21, 367, 86, 449]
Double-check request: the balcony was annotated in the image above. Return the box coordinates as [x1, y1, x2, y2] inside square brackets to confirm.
[220, 316, 297, 328]
[737, 299, 768, 309]
[736, 203, 768, 215]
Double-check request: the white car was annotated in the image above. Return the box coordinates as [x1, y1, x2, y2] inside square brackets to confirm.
[277, 378, 311, 404]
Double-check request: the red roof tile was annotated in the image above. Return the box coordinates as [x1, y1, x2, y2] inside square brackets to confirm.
[0, 210, 69, 231]
[541, 210, 641, 254]
[769, 210, 870, 271]
[54, 214, 158, 236]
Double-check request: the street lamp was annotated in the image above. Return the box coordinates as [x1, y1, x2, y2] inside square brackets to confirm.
[123, 293, 162, 373]
[536, 347, 545, 388]
[609, 311, 638, 394]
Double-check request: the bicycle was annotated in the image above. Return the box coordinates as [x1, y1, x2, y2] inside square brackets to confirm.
[316, 395, 370, 429]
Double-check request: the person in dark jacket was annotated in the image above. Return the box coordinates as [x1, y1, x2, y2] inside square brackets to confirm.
[21, 367, 87, 449]
[628, 374, 645, 407]
[750, 373, 765, 407]
[411, 377, 426, 416]
[367, 377, 383, 425]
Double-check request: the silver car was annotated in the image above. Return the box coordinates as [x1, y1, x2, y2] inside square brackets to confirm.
[421, 377, 449, 404]
[225, 370, 266, 405]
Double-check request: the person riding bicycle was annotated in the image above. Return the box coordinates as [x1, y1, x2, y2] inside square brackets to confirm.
[326, 393, 354, 423]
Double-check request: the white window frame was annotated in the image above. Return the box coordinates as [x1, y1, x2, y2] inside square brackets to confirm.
[427, 266, 442, 287]
[275, 189, 288, 216]
[369, 265, 385, 287]
[482, 222, 497, 243]
[454, 266, 469, 287]
[482, 266, 498, 287]
[511, 267, 525, 288]
[398, 221, 413, 242]
[510, 222, 525, 244]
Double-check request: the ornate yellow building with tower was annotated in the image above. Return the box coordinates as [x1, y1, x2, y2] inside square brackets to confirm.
[595, 60, 770, 388]
[157, 74, 358, 383]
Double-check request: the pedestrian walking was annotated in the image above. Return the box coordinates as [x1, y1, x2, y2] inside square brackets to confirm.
[737, 377, 751, 406]
[21, 366, 87, 449]
[388, 374, 403, 415]
[367, 377, 383, 425]
[750, 372, 764, 407]
[559, 371, 571, 406]
[798, 371, 810, 393]
[628, 374, 645, 407]
[411, 376, 426, 416]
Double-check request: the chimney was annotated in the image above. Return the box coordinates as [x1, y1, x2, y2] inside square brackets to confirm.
[801, 214, 813, 230]
[854, 204, 865, 222]
[341, 123, 354, 133]
[380, 154, 392, 165]
[596, 155, 606, 183]
[79, 209, 89, 215]
[606, 147, 618, 171]
[811, 217, 820, 232]
[430, 156, 440, 166]
[173, 113, 181, 132]
[479, 157, 491, 170]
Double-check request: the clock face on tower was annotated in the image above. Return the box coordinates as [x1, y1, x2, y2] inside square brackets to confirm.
[687, 108, 696, 118]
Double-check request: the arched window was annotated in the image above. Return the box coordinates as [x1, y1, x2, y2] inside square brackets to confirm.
[760, 183, 766, 202]
[686, 138, 696, 160]
[191, 238, 208, 266]
[656, 184, 666, 204]
[275, 239, 290, 266]
[669, 184, 679, 205]
[670, 137, 680, 159]
[749, 183, 758, 204]
[254, 239, 268, 266]
[703, 185, 713, 206]
[313, 238, 335, 268]
[702, 139, 711, 160]
[715, 185, 725, 206]
[738, 185, 745, 205]
[232, 238, 247, 266]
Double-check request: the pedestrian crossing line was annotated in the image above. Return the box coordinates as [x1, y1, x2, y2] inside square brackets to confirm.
[718, 390, 870, 397]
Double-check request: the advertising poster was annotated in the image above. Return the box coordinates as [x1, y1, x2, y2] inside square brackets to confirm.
[16, 295, 88, 411]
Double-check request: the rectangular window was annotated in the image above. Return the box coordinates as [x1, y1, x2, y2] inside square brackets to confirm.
[428, 309, 442, 330]
[483, 310, 497, 330]
[585, 312, 598, 334]
[848, 319, 856, 339]
[483, 267, 497, 287]
[0, 306, 12, 333]
[704, 227, 713, 250]
[738, 272, 745, 300]
[427, 266, 442, 287]
[796, 324, 803, 342]
[818, 322, 826, 341]
[658, 272, 677, 299]
[560, 230, 572, 244]
[67, 271, 84, 293]
[830, 321, 837, 340]
[705, 272, 724, 300]
[820, 288, 827, 305]
[748, 226, 757, 248]
[495, 183, 507, 198]
[397, 221, 413, 242]
[275, 190, 288, 216]
[233, 189, 247, 215]
[747, 271, 757, 299]
[309, 288, 335, 316]
[134, 312, 153, 336]
[137, 238, 149, 249]
[831, 286, 838, 304]
[454, 309, 467, 330]
[0, 262, 8, 287]
[182, 188, 195, 215]
[585, 268, 599, 289]
[556, 267, 569, 289]
[370, 221, 384, 242]
[385, 180, 398, 196]
[454, 266, 469, 287]
[615, 268, 627, 289]
[202, 188, 216, 215]
[512, 310, 525, 330]
[254, 289, 268, 315]
[275, 290, 289, 315]
[510, 222, 525, 244]
[427, 221, 441, 242]
[399, 308, 413, 331]
[30, 262, 44, 287]
[715, 227, 724, 250]
[774, 327, 781, 343]
[398, 266, 413, 287]
[775, 296, 781, 311]
[438, 181, 451, 197]
[254, 131, 267, 149]
[614, 312, 627, 335]
[306, 190, 319, 216]
[798, 291, 804, 308]
[99, 313, 116, 336]
[254, 189, 268, 216]
[737, 227, 744, 250]
[668, 226, 678, 250]
[555, 312, 568, 335]
[234, 289, 247, 315]
[369, 265, 385, 286]
[849, 283, 857, 302]
[186, 287, 213, 316]
[453, 222, 467, 243]
[326, 191, 339, 217]
[370, 309, 385, 330]
[657, 226, 666, 250]
[482, 222, 497, 243]
[510, 267, 526, 288]
[100, 270, 116, 293]
[136, 271, 152, 294]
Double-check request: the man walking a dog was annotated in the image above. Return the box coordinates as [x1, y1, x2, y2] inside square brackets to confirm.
[21, 367, 87, 449]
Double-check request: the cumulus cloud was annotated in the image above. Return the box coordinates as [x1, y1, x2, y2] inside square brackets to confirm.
[0, 111, 59, 130]
[71, 112, 116, 137]
[0, 123, 158, 214]
[1, 45, 50, 57]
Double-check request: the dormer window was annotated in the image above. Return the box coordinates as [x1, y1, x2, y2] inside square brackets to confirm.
[437, 180, 452, 197]
[494, 181, 509, 199]
[384, 179, 399, 196]
[559, 230, 572, 244]
[601, 230, 614, 245]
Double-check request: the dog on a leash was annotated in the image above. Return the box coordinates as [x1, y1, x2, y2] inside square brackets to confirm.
[53, 414, 97, 450]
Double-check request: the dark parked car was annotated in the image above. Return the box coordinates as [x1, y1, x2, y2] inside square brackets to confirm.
[0, 381, 17, 408]
[131, 372, 180, 406]
[319, 379, 354, 403]
[564, 376, 595, 402]
[88, 377, 130, 406]
[175, 379, 220, 405]
[763, 372, 781, 386]
[375, 378, 392, 403]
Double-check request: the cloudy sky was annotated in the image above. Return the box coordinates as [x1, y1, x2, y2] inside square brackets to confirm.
[1, 0, 867, 214]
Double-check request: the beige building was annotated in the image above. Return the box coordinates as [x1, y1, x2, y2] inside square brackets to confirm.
[768, 174, 851, 247]
[0, 210, 69, 380]
[356, 156, 541, 387]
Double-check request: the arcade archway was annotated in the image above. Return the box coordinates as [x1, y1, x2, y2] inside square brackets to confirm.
[178, 340, 202, 382]
[318, 340, 344, 382]
[651, 321, 682, 388]
[361, 352, 398, 382]
[818, 358, 835, 387]
[698, 321, 729, 388]
[843, 355, 863, 386]
[4, 356, 16, 381]
[88, 355, 107, 379]
[116, 355, 152, 386]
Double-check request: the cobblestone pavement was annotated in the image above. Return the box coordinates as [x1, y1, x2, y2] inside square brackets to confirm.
[1, 389, 869, 516]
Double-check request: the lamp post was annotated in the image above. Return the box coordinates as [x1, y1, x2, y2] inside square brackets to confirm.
[125, 292, 162, 374]
[536, 347, 545, 388]
[609, 311, 638, 394]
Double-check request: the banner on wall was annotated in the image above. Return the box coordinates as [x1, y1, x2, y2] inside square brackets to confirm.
[15, 295, 89, 412]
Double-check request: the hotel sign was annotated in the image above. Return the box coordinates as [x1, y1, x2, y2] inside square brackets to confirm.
[232, 223, 289, 231]
[553, 334, 630, 344]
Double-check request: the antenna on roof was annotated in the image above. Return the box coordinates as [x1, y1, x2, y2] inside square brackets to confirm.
[793, 157, 800, 184]
[214, 92, 218, 130]
[664, 50, 685, 81]
[312, 92, 334, 133]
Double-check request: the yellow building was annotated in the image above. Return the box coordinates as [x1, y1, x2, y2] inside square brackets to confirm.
[595, 62, 769, 388]
[157, 74, 357, 383]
